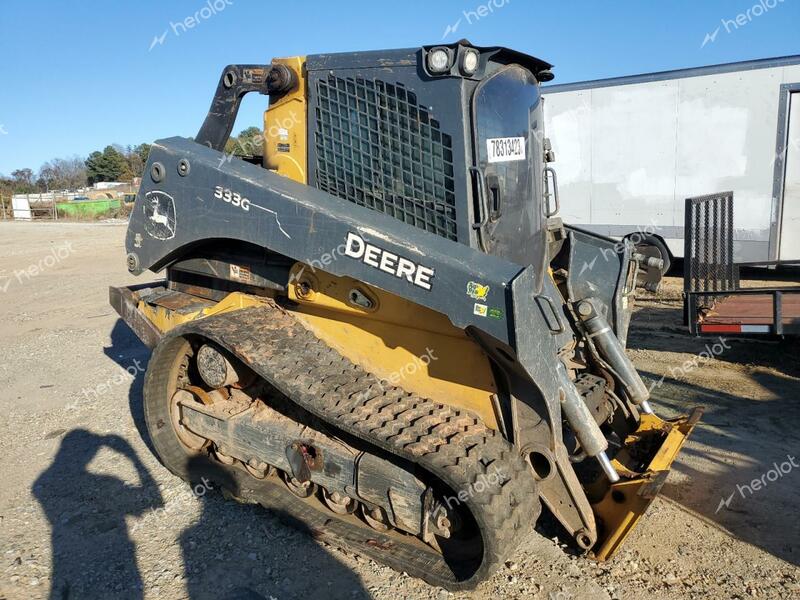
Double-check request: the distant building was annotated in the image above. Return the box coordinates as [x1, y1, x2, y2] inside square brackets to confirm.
[93, 182, 130, 190]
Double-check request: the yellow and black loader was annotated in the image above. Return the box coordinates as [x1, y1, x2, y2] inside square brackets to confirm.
[110, 42, 701, 590]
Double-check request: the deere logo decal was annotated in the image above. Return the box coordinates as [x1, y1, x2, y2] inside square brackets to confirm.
[344, 232, 435, 291]
[467, 281, 490, 301]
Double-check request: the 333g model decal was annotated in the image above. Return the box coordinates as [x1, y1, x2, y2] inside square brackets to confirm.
[214, 186, 251, 211]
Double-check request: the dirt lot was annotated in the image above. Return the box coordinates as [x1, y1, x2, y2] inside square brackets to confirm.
[0, 221, 798, 600]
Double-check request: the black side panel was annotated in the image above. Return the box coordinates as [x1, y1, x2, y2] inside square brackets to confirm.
[555, 226, 635, 340]
[127, 137, 521, 344]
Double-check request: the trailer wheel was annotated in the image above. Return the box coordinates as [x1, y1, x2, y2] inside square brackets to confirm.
[630, 234, 671, 275]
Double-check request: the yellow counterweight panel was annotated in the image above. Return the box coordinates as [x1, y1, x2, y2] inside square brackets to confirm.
[264, 56, 307, 184]
[138, 292, 268, 334]
[286, 264, 500, 429]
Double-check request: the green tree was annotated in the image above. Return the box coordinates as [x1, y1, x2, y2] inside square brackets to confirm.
[222, 127, 264, 157]
[112, 144, 134, 181]
[234, 126, 263, 156]
[135, 143, 151, 165]
[124, 143, 151, 179]
[84, 151, 103, 185]
[85, 146, 130, 184]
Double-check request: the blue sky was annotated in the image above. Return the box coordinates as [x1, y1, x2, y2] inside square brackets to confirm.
[0, 0, 798, 175]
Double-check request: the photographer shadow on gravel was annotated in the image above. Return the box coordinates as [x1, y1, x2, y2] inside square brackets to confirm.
[32, 429, 164, 600]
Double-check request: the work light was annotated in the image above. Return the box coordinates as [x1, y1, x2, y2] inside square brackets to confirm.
[427, 48, 451, 73]
[461, 49, 480, 75]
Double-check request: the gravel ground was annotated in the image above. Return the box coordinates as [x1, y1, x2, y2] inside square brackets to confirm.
[0, 221, 798, 600]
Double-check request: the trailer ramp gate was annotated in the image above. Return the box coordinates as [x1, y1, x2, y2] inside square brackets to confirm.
[683, 192, 800, 337]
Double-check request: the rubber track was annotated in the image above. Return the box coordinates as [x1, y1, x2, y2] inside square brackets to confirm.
[166, 303, 539, 589]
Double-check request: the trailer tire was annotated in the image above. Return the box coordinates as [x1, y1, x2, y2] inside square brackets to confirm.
[630, 234, 671, 275]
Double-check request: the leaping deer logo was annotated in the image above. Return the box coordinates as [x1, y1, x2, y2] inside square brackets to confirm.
[149, 202, 170, 228]
[143, 192, 176, 240]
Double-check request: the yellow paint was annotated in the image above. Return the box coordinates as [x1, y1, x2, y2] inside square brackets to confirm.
[287, 264, 500, 428]
[136, 270, 499, 428]
[138, 292, 268, 333]
[590, 408, 703, 560]
[263, 56, 307, 183]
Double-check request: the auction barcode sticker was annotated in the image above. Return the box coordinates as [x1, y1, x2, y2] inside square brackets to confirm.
[486, 137, 526, 163]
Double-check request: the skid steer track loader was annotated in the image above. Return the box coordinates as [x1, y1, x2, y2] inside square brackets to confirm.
[110, 43, 702, 590]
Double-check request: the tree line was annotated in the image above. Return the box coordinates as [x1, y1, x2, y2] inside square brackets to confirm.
[0, 127, 264, 197]
[0, 144, 151, 197]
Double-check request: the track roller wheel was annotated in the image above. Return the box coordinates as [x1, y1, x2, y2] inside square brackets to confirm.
[244, 459, 273, 479]
[321, 488, 357, 515]
[361, 505, 391, 531]
[282, 471, 316, 498]
[213, 446, 236, 465]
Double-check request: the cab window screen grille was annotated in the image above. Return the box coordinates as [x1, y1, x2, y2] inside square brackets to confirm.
[314, 75, 457, 240]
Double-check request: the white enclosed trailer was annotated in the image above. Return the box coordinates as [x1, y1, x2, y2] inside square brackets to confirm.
[543, 55, 800, 264]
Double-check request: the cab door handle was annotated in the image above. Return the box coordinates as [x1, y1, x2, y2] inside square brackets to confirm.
[486, 174, 501, 221]
[470, 166, 489, 229]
